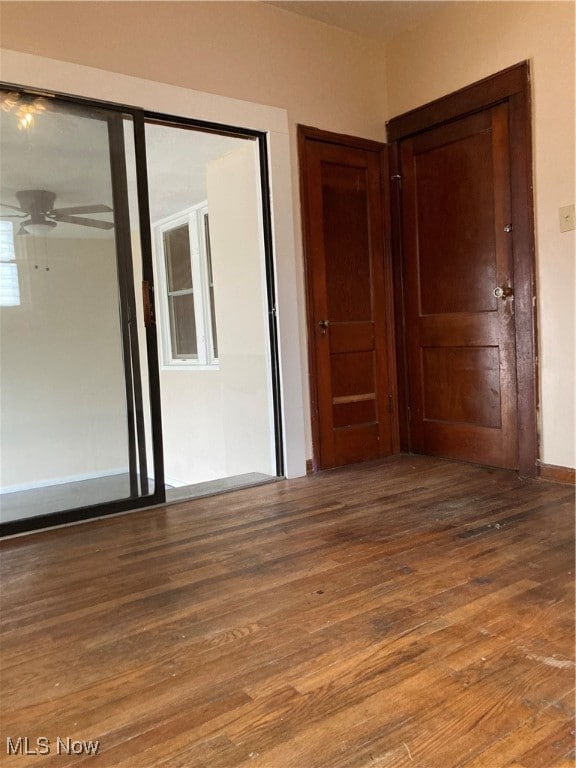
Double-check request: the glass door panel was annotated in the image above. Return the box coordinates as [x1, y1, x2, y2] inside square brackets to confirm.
[145, 120, 278, 499]
[0, 90, 157, 525]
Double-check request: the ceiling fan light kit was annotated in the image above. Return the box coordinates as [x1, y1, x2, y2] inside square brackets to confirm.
[23, 219, 57, 236]
[0, 189, 114, 236]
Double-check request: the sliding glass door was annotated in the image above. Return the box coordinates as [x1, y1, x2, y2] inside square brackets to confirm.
[144, 119, 279, 500]
[0, 85, 283, 535]
[0, 89, 161, 530]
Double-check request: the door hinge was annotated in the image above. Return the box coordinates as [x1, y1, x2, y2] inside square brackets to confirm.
[388, 395, 393, 413]
[391, 174, 402, 188]
[407, 405, 412, 423]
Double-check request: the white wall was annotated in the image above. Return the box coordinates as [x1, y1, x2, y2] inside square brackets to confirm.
[0, 144, 274, 501]
[0, 236, 128, 490]
[385, 0, 575, 469]
[208, 142, 276, 478]
[157, 372, 226, 486]
[152, 144, 275, 485]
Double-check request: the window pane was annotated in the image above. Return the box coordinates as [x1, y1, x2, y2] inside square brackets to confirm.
[0, 222, 19, 307]
[164, 225, 192, 292]
[0, 263, 20, 307]
[204, 214, 218, 358]
[169, 292, 197, 357]
[0, 221, 16, 261]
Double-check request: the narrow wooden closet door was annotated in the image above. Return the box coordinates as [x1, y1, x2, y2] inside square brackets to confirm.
[300, 128, 396, 469]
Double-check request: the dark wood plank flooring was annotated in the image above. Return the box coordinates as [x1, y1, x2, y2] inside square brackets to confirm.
[1, 455, 574, 767]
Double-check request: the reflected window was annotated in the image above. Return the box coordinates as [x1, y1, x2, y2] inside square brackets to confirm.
[0, 221, 20, 307]
[155, 203, 218, 368]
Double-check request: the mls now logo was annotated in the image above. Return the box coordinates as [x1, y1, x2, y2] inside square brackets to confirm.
[6, 737, 100, 756]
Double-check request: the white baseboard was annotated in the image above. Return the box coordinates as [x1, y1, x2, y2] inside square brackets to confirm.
[164, 475, 188, 488]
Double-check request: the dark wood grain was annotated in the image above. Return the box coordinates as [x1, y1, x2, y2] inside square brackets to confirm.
[507, 72, 539, 477]
[388, 62, 537, 476]
[386, 61, 528, 141]
[388, 142, 411, 453]
[539, 463, 576, 485]
[400, 103, 518, 469]
[298, 126, 398, 470]
[1, 455, 573, 767]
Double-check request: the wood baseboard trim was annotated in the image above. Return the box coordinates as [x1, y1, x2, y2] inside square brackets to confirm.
[538, 463, 576, 485]
[306, 459, 314, 475]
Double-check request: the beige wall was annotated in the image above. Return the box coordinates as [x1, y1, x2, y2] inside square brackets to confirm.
[1, 1, 573, 470]
[0, 1, 390, 462]
[0, 2, 389, 140]
[0, 237, 128, 490]
[386, 1, 575, 468]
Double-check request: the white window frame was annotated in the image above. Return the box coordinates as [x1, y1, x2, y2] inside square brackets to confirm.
[153, 202, 218, 370]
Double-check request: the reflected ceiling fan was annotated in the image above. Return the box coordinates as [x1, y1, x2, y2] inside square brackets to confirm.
[0, 190, 114, 235]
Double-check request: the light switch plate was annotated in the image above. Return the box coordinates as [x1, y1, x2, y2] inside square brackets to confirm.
[559, 204, 575, 233]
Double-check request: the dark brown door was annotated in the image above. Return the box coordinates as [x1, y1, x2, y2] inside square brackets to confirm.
[299, 127, 397, 470]
[400, 103, 519, 468]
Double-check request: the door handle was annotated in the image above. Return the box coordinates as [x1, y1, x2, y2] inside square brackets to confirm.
[318, 319, 329, 334]
[493, 285, 514, 300]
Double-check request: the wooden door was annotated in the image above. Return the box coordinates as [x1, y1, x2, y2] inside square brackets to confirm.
[399, 103, 519, 468]
[299, 127, 397, 470]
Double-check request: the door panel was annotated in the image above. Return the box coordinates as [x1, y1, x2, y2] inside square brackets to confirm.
[0, 92, 160, 529]
[300, 129, 396, 470]
[322, 165, 372, 321]
[144, 120, 279, 490]
[401, 103, 518, 468]
[415, 113, 497, 316]
[422, 346, 501, 427]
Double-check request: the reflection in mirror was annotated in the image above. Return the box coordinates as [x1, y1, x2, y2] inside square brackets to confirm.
[0, 91, 154, 523]
[143, 120, 278, 501]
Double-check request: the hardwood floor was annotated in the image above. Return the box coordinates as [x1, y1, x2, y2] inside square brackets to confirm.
[1, 455, 574, 767]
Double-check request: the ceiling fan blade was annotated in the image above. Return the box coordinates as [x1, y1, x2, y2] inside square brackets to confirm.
[16, 223, 31, 236]
[54, 214, 115, 230]
[51, 204, 113, 216]
[0, 213, 26, 219]
[0, 202, 24, 213]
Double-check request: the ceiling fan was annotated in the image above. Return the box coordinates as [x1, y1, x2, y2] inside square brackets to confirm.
[0, 190, 114, 235]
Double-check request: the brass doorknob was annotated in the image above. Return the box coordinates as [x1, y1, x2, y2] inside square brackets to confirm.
[318, 319, 329, 333]
[493, 285, 514, 300]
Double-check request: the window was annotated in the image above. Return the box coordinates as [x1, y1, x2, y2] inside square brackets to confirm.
[0, 221, 20, 307]
[154, 203, 218, 368]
